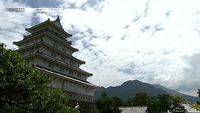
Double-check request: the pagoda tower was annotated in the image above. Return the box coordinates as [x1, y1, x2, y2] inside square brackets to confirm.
[13, 17, 96, 106]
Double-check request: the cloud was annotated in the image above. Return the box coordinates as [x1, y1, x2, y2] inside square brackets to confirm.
[165, 10, 172, 18]
[68, 0, 200, 93]
[0, 0, 33, 49]
[13, 0, 63, 8]
[1, 0, 200, 96]
[177, 54, 200, 95]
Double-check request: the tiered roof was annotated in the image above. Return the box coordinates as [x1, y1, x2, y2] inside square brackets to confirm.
[14, 16, 94, 77]
[25, 16, 72, 38]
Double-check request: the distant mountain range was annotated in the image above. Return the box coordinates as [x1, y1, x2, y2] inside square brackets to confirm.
[95, 80, 200, 103]
[153, 84, 200, 103]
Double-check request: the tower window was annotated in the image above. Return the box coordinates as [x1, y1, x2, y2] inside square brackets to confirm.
[53, 42, 57, 48]
[69, 70, 73, 75]
[62, 47, 66, 52]
[59, 66, 64, 72]
[51, 52, 56, 58]
[61, 55, 65, 61]
[48, 62, 55, 69]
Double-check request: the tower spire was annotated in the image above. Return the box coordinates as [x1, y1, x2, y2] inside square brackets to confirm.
[55, 15, 60, 22]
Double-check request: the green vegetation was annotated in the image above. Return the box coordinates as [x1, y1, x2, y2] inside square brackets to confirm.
[96, 91, 177, 113]
[190, 103, 200, 110]
[96, 92, 122, 113]
[0, 43, 75, 113]
[174, 95, 200, 111]
[126, 92, 174, 113]
[132, 91, 151, 106]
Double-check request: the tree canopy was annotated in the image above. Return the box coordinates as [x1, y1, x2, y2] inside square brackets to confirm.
[96, 92, 122, 113]
[0, 43, 75, 113]
[132, 91, 150, 106]
[96, 91, 176, 113]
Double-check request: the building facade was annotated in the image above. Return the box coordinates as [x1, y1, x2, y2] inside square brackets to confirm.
[13, 17, 96, 105]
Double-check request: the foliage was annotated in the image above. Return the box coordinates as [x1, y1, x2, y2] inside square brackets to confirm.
[0, 43, 75, 113]
[157, 94, 173, 112]
[96, 91, 177, 113]
[96, 92, 122, 113]
[148, 96, 159, 113]
[173, 95, 187, 104]
[96, 92, 113, 113]
[190, 103, 200, 111]
[124, 92, 174, 113]
[132, 91, 150, 106]
[171, 96, 200, 111]
[125, 98, 133, 106]
[111, 96, 124, 107]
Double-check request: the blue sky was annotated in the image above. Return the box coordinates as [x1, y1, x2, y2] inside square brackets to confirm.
[1, 0, 200, 96]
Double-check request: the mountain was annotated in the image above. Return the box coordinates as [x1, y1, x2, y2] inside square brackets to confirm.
[95, 80, 200, 102]
[95, 80, 168, 100]
[153, 84, 200, 103]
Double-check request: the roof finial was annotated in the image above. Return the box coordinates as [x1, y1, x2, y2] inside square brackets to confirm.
[55, 15, 60, 22]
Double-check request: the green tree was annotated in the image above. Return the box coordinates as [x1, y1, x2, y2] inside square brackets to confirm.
[96, 92, 113, 113]
[132, 91, 150, 106]
[124, 92, 176, 113]
[157, 94, 173, 112]
[0, 43, 75, 113]
[112, 96, 124, 107]
[148, 96, 159, 113]
[125, 98, 133, 106]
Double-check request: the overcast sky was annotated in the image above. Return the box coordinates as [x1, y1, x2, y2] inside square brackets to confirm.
[1, 0, 200, 96]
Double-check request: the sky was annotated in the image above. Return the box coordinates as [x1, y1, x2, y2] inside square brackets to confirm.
[1, 0, 200, 96]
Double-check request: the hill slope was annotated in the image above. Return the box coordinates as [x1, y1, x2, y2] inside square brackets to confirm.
[95, 80, 168, 100]
[153, 84, 200, 103]
[95, 80, 200, 102]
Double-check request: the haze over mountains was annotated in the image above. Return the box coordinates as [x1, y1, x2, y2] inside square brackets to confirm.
[95, 80, 200, 102]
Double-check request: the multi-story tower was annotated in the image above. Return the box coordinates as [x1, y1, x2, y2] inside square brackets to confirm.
[13, 17, 96, 106]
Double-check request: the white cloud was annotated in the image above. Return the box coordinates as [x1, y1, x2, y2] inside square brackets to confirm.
[0, 0, 33, 49]
[1, 0, 200, 96]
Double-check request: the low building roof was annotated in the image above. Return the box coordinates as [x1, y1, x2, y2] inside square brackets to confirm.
[183, 104, 200, 113]
[119, 107, 148, 113]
